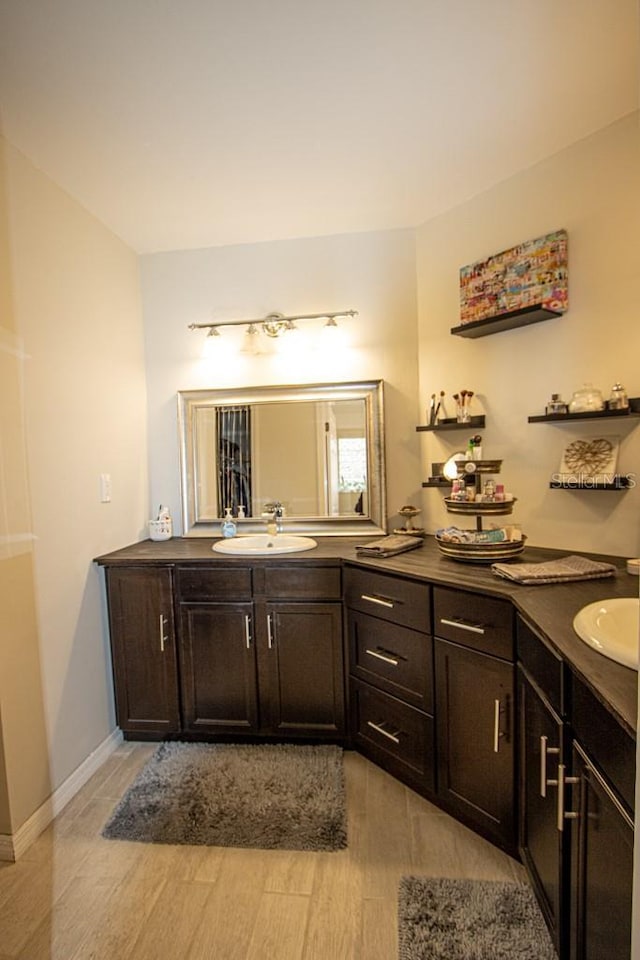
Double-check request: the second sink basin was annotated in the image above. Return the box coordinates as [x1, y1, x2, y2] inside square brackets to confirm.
[212, 534, 318, 556]
[573, 597, 640, 670]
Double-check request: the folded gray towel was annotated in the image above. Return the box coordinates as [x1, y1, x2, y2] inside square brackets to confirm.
[491, 554, 617, 584]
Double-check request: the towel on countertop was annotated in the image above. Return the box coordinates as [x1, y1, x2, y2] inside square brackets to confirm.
[356, 534, 424, 558]
[491, 554, 617, 585]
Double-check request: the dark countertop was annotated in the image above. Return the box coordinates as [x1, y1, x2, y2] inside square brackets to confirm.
[96, 535, 639, 738]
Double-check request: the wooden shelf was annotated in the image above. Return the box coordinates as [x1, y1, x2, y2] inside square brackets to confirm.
[529, 399, 640, 423]
[549, 477, 632, 490]
[417, 415, 485, 432]
[451, 304, 562, 339]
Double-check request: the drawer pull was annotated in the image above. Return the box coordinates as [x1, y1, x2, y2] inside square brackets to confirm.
[365, 648, 400, 666]
[493, 699, 502, 752]
[540, 735, 560, 798]
[267, 614, 274, 649]
[556, 764, 580, 832]
[440, 616, 485, 635]
[367, 720, 401, 744]
[159, 614, 169, 652]
[361, 593, 395, 609]
[244, 615, 252, 650]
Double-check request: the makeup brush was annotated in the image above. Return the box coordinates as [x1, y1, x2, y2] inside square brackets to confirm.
[433, 390, 445, 421]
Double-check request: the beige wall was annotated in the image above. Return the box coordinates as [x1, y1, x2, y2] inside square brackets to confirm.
[416, 113, 640, 556]
[141, 228, 421, 533]
[0, 137, 147, 836]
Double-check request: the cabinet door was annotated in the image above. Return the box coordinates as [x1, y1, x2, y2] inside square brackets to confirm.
[106, 566, 180, 736]
[262, 602, 345, 738]
[179, 603, 259, 735]
[518, 668, 568, 956]
[435, 638, 515, 850]
[570, 743, 633, 960]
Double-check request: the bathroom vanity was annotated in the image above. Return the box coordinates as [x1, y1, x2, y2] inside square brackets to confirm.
[96, 534, 637, 960]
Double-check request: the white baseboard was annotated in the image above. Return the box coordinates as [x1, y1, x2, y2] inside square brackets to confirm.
[0, 727, 123, 862]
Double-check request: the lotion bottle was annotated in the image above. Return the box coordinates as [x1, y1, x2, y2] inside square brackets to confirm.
[221, 507, 237, 538]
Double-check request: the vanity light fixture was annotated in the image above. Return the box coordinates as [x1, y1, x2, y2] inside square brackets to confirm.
[189, 309, 358, 341]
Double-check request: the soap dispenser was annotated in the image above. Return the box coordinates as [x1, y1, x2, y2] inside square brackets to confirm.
[221, 507, 237, 538]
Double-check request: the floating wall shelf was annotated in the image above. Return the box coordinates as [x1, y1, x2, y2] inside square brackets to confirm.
[451, 304, 562, 339]
[416, 415, 486, 432]
[528, 399, 640, 424]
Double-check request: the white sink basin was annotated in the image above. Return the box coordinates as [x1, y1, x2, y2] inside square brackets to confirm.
[212, 534, 317, 556]
[573, 597, 640, 670]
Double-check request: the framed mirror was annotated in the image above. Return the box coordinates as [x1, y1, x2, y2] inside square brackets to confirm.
[178, 380, 386, 537]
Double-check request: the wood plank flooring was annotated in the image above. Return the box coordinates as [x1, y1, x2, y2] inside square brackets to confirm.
[0, 742, 525, 959]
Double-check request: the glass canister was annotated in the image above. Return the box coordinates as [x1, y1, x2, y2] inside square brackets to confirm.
[568, 383, 605, 414]
[608, 383, 629, 411]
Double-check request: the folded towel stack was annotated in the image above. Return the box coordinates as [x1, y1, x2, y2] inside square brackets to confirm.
[491, 554, 617, 585]
[356, 534, 424, 558]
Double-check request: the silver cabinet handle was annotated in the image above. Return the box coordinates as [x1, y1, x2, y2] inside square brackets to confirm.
[267, 613, 274, 649]
[361, 593, 395, 609]
[440, 616, 485, 635]
[244, 615, 252, 650]
[556, 763, 580, 832]
[540, 735, 560, 798]
[365, 648, 400, 666]
[159, 614, 169, 652]
[493, 699, 501, 752]
[367, 720, 400, 744]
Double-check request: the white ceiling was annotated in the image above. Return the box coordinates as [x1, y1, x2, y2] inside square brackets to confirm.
[0, 0, 637, 254]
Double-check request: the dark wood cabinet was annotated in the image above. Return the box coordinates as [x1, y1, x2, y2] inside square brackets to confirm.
[179, 602, 259, 734]
[103, 560, 345, 742]
[345, 565, 435, 796]
[435, 637, 515, 850]
[261, 601, 345, 736]
[569, 742, 634, 960]
[517, 616, 635, 960]
[518, 666, 569, 956]
[176, 562, 345, 740]
[105, 566, 180, 737]
[433, 586, 515, 851]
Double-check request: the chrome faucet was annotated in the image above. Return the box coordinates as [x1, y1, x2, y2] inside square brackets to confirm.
[264, 501, 284, 534]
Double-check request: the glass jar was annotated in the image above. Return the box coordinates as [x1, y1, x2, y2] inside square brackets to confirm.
[545, 393, 568, 415]
[608, 383, 629, 411]
[568, 383, 604, 414]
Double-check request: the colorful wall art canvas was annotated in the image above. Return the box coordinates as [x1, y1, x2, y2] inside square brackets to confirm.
[459, 229, 568, 327]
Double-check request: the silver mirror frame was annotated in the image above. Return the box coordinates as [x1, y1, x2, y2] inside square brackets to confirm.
[177, 380, 387, 537]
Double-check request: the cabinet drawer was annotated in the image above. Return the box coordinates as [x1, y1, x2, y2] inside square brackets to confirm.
[344, 566, 431, 632]
[517, 616, 566, 716]
[433, 586, 513, 660]
[348, 611, 433, 713]
[351, 679, 434, 793]
[262, 564, 341, 600]
[176, 566, 252, 602]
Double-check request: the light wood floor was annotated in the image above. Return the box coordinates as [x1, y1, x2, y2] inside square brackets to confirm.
[0, 741, 525, 959]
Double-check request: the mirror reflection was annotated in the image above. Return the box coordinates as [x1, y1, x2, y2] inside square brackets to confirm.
[178, 381, 386, 537]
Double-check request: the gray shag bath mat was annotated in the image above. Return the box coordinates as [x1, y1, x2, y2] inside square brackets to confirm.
[102, 742, 347, 852]
[398, 877, 556, 960]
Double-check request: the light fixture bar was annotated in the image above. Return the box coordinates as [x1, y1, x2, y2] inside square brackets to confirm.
[188, 309, 357, 334]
